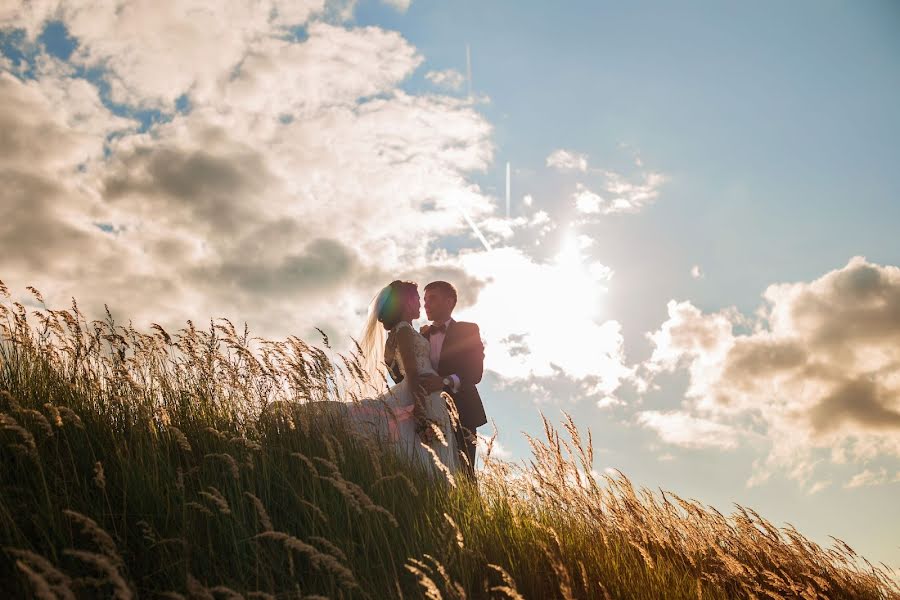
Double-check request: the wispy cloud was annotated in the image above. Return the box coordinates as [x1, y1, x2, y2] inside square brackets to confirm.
[807, 480, 832, 495]
[425, 68, 465, 91]
[637, 410, 740, 450]
[546, 148, 588, 172]
[844, 468, 899, 489]
[381, 0, 412, 11]
[574, 171, 666, 215]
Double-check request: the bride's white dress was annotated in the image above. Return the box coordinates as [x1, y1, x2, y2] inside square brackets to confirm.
[345, 321, 460, 477]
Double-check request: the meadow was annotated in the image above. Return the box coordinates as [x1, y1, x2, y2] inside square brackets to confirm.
[1, 283, 897, 599]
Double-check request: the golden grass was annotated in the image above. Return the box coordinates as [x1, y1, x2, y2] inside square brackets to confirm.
[0, 283, 897, 599]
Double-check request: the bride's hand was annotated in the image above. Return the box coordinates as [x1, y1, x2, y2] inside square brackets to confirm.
[418, 374, 444, 394]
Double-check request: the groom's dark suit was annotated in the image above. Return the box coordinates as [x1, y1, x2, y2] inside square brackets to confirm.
[389, 320, 486, 473]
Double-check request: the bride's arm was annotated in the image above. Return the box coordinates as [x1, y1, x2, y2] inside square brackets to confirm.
[383, 332, 403, 383]
[395, 326, 422, 397]
[395, 326, 428, 429]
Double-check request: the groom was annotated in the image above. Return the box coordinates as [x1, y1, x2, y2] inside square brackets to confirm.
[420, 280, 486, 477]
[389, 280, 486, 476]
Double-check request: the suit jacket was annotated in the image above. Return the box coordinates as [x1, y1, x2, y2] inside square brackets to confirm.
[388, 320, 487, 431]
[434, 320, 486, 431]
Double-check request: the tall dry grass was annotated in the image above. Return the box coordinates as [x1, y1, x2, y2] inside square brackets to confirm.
[0, 282, 897, 599]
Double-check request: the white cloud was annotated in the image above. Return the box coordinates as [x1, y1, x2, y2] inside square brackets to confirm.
[1, 0, 328, 107]
[573, 183, 605, 214]
[596, 395, 624, 409]
[604, 170, 665, 212]
[0, 2, 498, 342]
[844, 468, 897, 489]
[573, 170, 666, 216]
[522, 194, 533, 207]
[548, 145, 666, 216]
[0, 62, 137, 295]
[691, 265, 704, 279]
[381, 0, 411, 11]
[530, 210, 552, 229]
[546, 148, 588, 172]
[425, 68, 465, 91]
[219, 23, 422, 116]
[637, 410, 739, 450]
[640, 257, 900, 483]
[0, 1, 62, 37]
[807, 480, 832, 495]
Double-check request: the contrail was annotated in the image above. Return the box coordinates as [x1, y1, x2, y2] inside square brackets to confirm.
[455, 201, 493, 252]
[466, 44, 472, 100]
[506, 162, 511, 219]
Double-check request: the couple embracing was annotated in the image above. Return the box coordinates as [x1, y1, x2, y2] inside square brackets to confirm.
[352, 280, 486, 479]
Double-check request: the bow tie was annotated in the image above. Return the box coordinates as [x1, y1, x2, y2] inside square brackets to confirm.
[427, 323, 447, 335]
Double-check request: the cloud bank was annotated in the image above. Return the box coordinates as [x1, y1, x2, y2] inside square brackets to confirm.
[0, 1, 637, 406]
[639, 257, 900, 487]
[0, 2, 495, 340]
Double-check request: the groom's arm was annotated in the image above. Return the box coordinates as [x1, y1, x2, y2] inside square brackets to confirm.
[454, 323, 484, 389]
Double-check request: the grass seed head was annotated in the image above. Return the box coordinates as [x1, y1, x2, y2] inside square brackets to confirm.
[187, 502, 214, 517]
[62, 510, 121, 564]
[205, 452, 240, 481]
[15, 560, 57, 600]
[244, 492, 273, 532]
[186, 574, 214, 600]
[57, 406, 84, 429]
[443, 513, 464, 549]
[404, 559, 443, 600]
[63, 549, 132, 600]
[43, 403, 63, 428]
[209, 585, 245, 599]
[198, 487, 231, 515]
[168, 426, 192, 453]
[93, 461, 106, 490]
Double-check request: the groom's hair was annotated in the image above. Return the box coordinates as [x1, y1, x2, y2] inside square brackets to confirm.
[377, 280, 418, 330]
[424, 280, 457, 309]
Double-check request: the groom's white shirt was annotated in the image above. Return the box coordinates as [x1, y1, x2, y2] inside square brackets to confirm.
[429, 318, 461, 393]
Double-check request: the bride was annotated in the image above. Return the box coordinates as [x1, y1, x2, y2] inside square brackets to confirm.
[346, 280, 461, 477]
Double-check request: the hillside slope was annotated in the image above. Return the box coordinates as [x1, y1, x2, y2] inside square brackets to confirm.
[1, 288, 896, 599]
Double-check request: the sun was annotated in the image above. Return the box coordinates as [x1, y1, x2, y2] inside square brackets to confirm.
[456, 232, 627, 394]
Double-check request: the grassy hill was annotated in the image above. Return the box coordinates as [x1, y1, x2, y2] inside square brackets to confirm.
[1, 285, 896, 599]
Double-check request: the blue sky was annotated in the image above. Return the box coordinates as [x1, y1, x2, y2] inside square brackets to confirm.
[355, 0, 900, 366]
[358, 0, 900, 568]
[1, 0, 899, 571]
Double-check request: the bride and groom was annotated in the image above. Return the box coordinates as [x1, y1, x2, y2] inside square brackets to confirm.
[350, 280, 486, 479]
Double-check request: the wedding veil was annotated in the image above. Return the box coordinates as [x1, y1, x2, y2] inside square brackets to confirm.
[358, 285, 391, 387]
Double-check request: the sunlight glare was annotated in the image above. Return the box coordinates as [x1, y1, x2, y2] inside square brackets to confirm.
[455, 233, 630, 396]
